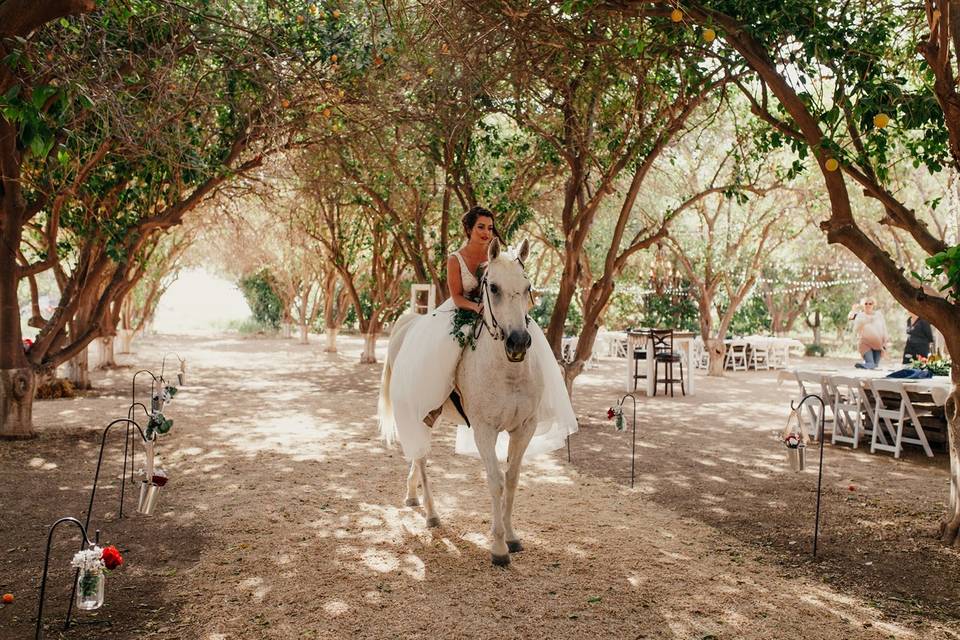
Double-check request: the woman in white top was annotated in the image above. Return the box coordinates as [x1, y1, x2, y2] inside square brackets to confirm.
[848, 297, 888, 369]
[381, 206, 577, 461]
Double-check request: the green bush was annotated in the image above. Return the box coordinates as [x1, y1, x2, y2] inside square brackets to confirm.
[239, 270, 282, 329]
[805, 343, 826, 357]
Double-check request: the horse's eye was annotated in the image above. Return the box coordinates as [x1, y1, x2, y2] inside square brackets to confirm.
[490, 284, 500, 295]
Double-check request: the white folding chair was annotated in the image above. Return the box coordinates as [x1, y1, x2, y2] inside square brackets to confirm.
[795, 371, 828, 440]
[692, 336, 709, 369]
[829, 376, 869, 448]
[724, 341, 748, 371]
[769, 341, 790, 369]
[867, 379, 934, 458]
[750, 343, 770, 370]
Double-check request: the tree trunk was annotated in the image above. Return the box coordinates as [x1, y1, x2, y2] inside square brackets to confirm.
[0, 368, 36, 439]
[67, 347, 91, 390]
[118, 328, 135, 354]
[939, 360, 960, 546]
[324, 329, 338, 353]
[706, 338, 726, 377]
[360, 332, 378, 364]
[298, 323, 309, 345]
[96, 336, 116, 369]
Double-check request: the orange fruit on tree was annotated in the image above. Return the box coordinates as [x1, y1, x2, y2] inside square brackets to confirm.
[373, 56, 383, 66]
[873, 113, 890, 129]
[825, 158, 839, 172]
[323, 107, 332, 118]
[2, 594, 13, 604]
[703, 28, 716, 42]
[309, 4, 318, 15]
[281, 99, 291, 109]
[332, 9, 341, 19]
[296, 14, 304, 24]
[330, 53, 338, 63]
[670, 8, 683, 22]
[426, 67, 435, 76]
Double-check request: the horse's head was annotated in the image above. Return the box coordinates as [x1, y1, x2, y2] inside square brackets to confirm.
[482, 238, 533, 363]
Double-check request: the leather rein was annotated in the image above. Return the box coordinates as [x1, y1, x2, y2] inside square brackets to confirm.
[474, 257, 533, 343]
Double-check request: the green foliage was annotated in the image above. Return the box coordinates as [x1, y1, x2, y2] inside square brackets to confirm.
[146, 412, 173, 439]
[915, 245, 960, 303]
[531, 291, 583, 335]
[450, 308, 481, 350]
[728, 295, 772, 336]
[638, 292, 699, 332]
[239, 270, 283, 329]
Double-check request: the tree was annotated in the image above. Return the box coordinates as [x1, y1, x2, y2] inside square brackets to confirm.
[609, 0, 960, 544]
[1, 1, 358, 436]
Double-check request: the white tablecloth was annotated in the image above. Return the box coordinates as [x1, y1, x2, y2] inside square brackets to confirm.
[780, 367, 954, 406]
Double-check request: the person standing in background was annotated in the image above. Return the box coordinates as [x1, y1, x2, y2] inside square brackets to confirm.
[848, 298, 888, 369]
[903, 313, 935, 364]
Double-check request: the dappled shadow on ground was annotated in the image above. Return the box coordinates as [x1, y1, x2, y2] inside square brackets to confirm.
[1, 335, 956, 638]
[569, 357, 960, 625]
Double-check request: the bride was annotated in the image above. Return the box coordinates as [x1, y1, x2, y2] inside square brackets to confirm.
[380, 206, 578, 461]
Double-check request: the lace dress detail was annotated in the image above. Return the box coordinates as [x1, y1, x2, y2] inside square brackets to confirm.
[452, 251, 480, 297]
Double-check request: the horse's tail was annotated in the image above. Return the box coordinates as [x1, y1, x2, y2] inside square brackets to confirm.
[377, 352, 396, 446]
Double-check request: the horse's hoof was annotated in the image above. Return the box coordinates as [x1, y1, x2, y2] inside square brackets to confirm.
[491, 553, 511, 567]
[507, 540, 523, 553]
[426, 516, 441, 528]
[404, 497, 419, 507]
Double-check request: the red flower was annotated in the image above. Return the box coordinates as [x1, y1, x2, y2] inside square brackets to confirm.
[101, 545, 123, 570]
[22, 338, 33, 350]
[607, 407, 615, 420]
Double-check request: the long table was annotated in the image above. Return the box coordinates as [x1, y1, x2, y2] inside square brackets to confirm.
[624, 330, 698, 396]
[780, 367, 953, 406]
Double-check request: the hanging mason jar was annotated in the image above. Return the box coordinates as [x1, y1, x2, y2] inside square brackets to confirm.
[75, 568, 104, 610]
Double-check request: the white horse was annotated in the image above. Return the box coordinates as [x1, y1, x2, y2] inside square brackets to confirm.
[379, 238, 542, 566]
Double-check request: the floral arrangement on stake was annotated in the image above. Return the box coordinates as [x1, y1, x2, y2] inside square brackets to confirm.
[784, 432, 802, 448]
[910, 354, 952, 376]
[607, 404, 625, 431]
[70, 545, 123, 610]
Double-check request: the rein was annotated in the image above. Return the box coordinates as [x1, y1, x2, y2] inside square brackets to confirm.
[474, 257, 532, 343]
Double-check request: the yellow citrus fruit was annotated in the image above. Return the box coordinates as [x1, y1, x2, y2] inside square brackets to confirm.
[670, 8, 683, 22]
[281, 99, 290, 109]
[330, 54, 338, 63]
[2, 594, 13, 604]
[825, 158, 839, 172]
[873, 113, 890, 128]
[426, 67, 435, 76]
[703, 28, 716, 42]
[309, 5, 318, 15]
[338, 89, 345, 98]
[323, 108, 332, 118]
[332, 9, 341, 19]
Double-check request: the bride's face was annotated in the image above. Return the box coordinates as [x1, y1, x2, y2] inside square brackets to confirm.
[469, 216, 494, 246]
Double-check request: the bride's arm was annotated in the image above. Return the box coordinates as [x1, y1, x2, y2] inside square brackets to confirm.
[447, 255, 482, 313]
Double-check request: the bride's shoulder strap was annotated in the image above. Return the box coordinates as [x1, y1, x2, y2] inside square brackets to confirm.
[450, 250, 469, 273]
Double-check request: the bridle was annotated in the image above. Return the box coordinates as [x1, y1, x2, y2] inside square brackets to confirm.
[474, 257, 532, 342]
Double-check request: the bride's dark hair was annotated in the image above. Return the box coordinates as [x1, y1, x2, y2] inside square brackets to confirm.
[461, 206, 503, 242]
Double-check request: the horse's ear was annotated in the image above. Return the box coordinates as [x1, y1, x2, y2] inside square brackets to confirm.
[488, 237, 501, 261]
[518, 238, 530, 263]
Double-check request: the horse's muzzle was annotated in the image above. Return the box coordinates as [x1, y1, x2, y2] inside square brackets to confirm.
[505, 330, 532, 363]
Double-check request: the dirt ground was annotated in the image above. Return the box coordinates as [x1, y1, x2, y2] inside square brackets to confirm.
[1, 333, 959, 639]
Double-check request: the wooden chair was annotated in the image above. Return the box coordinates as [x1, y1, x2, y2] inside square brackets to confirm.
[750, 343, 770, 370]
[650, 329, 685, 397]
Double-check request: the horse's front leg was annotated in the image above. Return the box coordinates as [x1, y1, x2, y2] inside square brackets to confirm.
[473, 424, 509, 565]
[503, 422, 536, 553]
[404, 460, 419, 506]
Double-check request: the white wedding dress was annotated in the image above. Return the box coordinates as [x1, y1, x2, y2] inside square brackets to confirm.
[382, 249, 578, 462]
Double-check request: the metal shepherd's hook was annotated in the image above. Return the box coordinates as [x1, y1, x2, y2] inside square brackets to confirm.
[790, 393, 827, 558]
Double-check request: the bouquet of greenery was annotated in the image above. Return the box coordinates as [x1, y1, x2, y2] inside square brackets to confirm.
[910, 354, 952, 376]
